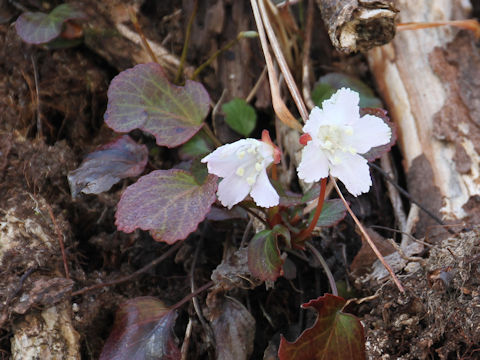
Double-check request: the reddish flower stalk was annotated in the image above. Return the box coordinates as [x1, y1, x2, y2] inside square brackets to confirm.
[297, 177, 327, 242]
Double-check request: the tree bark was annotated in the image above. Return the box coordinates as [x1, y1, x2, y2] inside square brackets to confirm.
[315, 0, 398, 53]
[367, 0, 479, 235]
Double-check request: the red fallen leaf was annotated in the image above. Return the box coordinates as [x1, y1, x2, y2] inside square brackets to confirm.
[104, 63, 210, 148]
[15, 4, 86, 45]
[100, 297, 180, 360]
[360, 108, 397, 162]
[278, 294, 365, 360]
[67, 135, 148, 197]
[115, 169, 217, 244]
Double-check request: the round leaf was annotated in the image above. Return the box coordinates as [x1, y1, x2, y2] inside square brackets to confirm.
[222, 98, 257, 137]
[312, 72, 382, 109]
[15, 4, 86, 45]
[115, 169, 217, 244]
[105, 63, 211, 148]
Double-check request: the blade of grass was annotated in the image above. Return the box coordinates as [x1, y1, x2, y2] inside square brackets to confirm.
[257, 0, 309, 122]
[250, 0, 302, 132]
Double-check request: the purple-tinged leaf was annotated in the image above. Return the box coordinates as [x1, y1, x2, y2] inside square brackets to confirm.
[206, 205, 248, 221]
[67, 135, 148, 197]
[116, 169, 217, 244]
[100, 297, 180, 360]
[105, 63, 210, 148]
[15, 4, 86, 45]
[278, 294, 365, 360]
[360, 108, 397, 162]
[248, 225, 291, 282]
[275, 181, 321, 207]
[315, 199, 346, 227]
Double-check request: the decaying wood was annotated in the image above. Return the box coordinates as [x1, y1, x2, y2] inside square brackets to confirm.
[315, 0, 398, 53]
[367, 0, 479, 235]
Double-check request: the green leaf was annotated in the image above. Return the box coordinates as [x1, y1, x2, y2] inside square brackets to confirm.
[311, 84, 336, 109]
[189, 159, 209, 185]
[278, 294, 365, 360]
[15, 4, 86, 45]
[312, 73, 382, 109]
[314, 199, 346, 227]
[248, 225, 291, 281]
[115, 169, 217, 244]
[100, 297, 180, 360]
[105, 63, 211, 148]
[222, 98, 257, 137]
[178, 131, 213, 160]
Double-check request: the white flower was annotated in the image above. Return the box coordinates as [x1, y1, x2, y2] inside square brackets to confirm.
[201, 130, 281, 209]
[297, 88, 391, 196]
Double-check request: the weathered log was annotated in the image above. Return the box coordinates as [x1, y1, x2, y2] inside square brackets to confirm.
[367, 0, 478, 235]
[315, 0, 398, 53]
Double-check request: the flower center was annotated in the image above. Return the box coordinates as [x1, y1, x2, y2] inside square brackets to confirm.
[317, 124, 356, 161]
[234, 143, 268, 186]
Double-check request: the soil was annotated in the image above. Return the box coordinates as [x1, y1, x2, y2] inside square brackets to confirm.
[0, 1, 479, 359]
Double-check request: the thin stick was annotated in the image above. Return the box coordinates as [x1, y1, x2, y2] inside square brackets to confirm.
[246, 66, 267, 103]
[258, 0, 309, 122]
[369, 162, 448, 228]
[368, 225, 431, 247]
[192, 34, 241, 80]
[202, 123, 222, 148]
[380, 154, 406, 231]
[171, 281, 214, 311]
[190, 240, 216, 347]
[397, 19, 480, 37]
[306, 242, 338, 296]
[240, 204, 268, 226]
[46, 203, 69, 279]
[129, 7, 159, 64]
[175, 0, 198, 83]
[331, 177, 405, 293]
[301, 0, 315, 111]
[240, 218, 254, 248]
[30, 55, 42, 139]
[71, 241, 183, 296]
